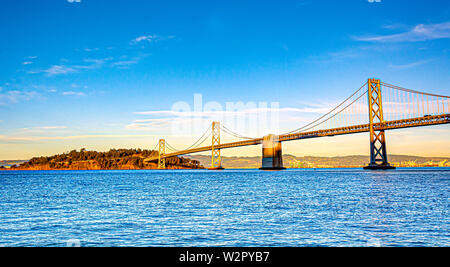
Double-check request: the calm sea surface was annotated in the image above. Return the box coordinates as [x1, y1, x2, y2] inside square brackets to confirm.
[0, 168, 448, 247]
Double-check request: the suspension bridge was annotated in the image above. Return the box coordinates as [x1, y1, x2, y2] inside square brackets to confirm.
[145, 79, 450, 170]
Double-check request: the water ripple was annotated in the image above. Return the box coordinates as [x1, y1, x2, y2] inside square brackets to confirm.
[0, 168, 449, 247]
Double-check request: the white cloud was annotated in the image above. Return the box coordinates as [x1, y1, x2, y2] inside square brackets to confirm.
[33, 57, 113, 76]
[126, 117, 210, 130]
[0, 134, 158, 142]
[388, 59, 436, 70]
[354, 22, 450, 43]
[307, 48, 362, 63]
[18, 126, 69, 134]
[110, 54, 150, 69]
[27, 35, 161, 76]
[82, 57, 113, 67]
[63, 91, 86, 97]
[133, 35, 157, 43]
[0, 90, 39, 105]
[128, 106, 330, 135]
[112, 59, 140, 67]
[39, 126, 68, 130]
[131, 34, 175, 45]
[22, 56, 38, 66]
[382, 24, 407, 30]
[134, 106, 329, 117]
[44, 65, 77, 76]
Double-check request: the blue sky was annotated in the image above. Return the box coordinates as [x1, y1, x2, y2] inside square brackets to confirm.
[0, 0, 449, 159]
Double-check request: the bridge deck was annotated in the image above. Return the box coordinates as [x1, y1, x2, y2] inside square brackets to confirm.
[145, 114, 450, 161]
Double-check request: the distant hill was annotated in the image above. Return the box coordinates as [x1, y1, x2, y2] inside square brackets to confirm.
[0, 149, 203, 170]
[0, 160, 27, 168]
[189, 155, 450, 168]
[2, 152, 448, 170]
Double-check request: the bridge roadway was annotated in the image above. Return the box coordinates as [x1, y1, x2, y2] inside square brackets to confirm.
[146, 114, 450, 161]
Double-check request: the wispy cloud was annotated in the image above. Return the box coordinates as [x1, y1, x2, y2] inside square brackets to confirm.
[131, 34, 175, 45]
[22, 56, 38, 66]
[0, 90, 39, 105]
[0, 134, 158, 143]
[128, 105, 329, 133]
[38, 126, 68, 130]
[63, 91, 86, 97]
[32, 57, 113, 76]
[18, 126, 69, 134]
[126, 117, 210, 130]
[27, 34, 167, 77]
[44, 65, 77, 76]
[30, 54, 151, 76]
[388, 58, 436, 70]
[83, 57, 113, 67]
[132, 35, 157, 43]
[134, 106, 329, 118]
[112, 53, 151, 69]
[110, 55, 146, 69]
[111, 59, 140, 68]
[307, 48, 362, 63]
[354, 22, 450, 43]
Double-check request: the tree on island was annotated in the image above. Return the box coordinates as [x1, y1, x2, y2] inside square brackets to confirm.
[7, 149, 203, 170]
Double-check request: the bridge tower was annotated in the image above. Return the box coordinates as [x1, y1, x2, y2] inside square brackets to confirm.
[364, 79, 395, 170]
[260, 135, 286, 171]
[210, 122, 224, 170]
[158, 139, 166, 169]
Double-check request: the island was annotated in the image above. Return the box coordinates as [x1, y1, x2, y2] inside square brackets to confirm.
[0, 149, 203, 170]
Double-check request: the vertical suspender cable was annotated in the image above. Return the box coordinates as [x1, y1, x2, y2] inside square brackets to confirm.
[437, 96, 440, 114]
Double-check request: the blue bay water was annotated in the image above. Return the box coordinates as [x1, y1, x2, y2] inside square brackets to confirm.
[0, 168, 449, 247]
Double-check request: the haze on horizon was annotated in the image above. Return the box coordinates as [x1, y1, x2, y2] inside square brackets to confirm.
[0, 0, 449, 160]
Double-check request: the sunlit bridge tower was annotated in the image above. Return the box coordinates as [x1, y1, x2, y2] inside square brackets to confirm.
[158, 139, 166, 169]
[364, 79, 395, 170]
[210, 122, 224, 170]
[260, 135, 286, 170]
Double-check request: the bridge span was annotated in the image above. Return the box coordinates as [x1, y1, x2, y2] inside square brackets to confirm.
[145, 79, 450, 170]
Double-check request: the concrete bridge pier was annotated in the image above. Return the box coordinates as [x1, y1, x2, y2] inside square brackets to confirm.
[260, 135, 286, 171]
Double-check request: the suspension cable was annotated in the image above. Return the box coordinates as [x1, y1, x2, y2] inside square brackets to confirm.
[163, 127, 212, 152]
[282, 82, 368, 135]
[165, 142, 178, 152]
[220, 124, 257, 140]
[293, 89, 369, 134]
[381, 82, 450, 99]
